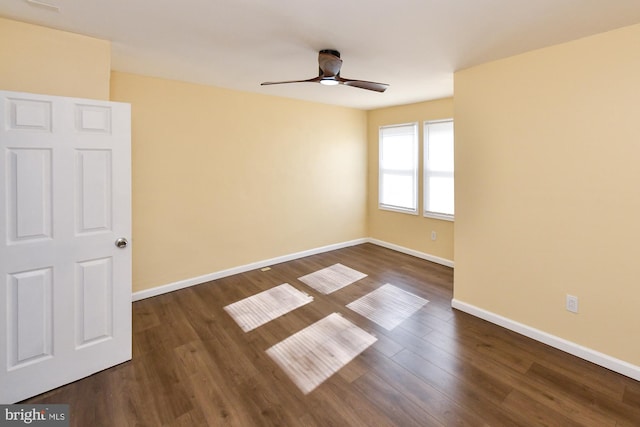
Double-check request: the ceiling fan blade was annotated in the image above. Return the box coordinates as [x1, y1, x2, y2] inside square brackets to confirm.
[318, 51, 343, 77]
[338, 77, 389, 93]
[261, 76, 322, 86]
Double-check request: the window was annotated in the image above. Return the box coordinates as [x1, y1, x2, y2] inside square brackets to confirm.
[379, 123, 418, 214]
[424, 120, 454, 220]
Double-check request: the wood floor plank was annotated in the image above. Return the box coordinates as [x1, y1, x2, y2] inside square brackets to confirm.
[391, 347, 514, 406]
[424, 326, 618, 426]
[526, 362, 640, 425]
[304, 379, 401, 427]
[623, 382, 640, 407]
[390, 349, 533, 426]
[22, 243, 640, 426]
[369, 331, 404, 357]
[424, 327, 534, 375]
[359, 348, 483, 425]
[448, 311, 631, 401]
[352, 371, 444, 426]
[501, 390, 587, 427]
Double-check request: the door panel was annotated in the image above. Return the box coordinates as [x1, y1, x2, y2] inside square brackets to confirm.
[8, 98, 52, 132]
[75, 257, 113, 347]
[76, 149, 112, 233]
[0, 90, 131, 403]
[7, 268, 53, 369]
[7, 148, 53, 243]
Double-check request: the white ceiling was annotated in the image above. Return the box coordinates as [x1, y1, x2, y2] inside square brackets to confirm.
[2, 0, 640, 110]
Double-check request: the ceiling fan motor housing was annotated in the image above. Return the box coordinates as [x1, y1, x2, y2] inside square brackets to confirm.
[319, 49, 340, 58]
[318, 50, 342, 78]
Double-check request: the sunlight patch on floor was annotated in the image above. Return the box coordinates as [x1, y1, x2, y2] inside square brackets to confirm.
[298, 263, 367, 294]
[266, 313, 377, 394]
[224, 283, 313, 332]
[346, 283, 429, 330]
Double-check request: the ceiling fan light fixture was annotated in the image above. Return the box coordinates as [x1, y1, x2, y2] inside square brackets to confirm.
[319, 78, 339, 86]
[260, 49, 388, 92]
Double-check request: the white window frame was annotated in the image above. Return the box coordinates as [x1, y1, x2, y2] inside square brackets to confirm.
[423, 119, 454, 221]
[378, 122, 419, 215]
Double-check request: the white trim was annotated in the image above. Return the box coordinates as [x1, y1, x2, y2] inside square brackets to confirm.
[423, 211, 454, 222]
[423, 119, 455, 220]
[451, 299, 640, 382]
[379, 205, 419, 215]
[368, 238, 454, 268]
[132, 238, 368, 301]
[378, 122, 419, 214]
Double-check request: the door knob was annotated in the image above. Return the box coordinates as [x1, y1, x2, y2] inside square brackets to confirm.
[115, 237, 128, 248]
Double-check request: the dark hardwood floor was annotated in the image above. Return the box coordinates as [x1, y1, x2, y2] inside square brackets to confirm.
[26, 243, 640, 426]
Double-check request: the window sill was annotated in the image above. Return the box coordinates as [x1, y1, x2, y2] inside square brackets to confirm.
[424, 211, 454, 222]
[379, 205, 419, 216]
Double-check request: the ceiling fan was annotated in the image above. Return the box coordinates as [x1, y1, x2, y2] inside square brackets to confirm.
[261, 49, 389, 93]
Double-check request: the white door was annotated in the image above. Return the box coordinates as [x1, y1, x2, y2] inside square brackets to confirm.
[0, 90, 131, 403]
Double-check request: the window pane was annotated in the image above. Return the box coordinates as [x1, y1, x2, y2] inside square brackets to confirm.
[425, 176, 454, 215]
[427, 136, 454, 171]
[381, 136, 415, 170]
[424, 120, 454, 217]
[381, 174, 415, 209]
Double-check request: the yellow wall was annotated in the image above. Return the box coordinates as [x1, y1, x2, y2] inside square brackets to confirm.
[110, 72, 368, 292]
[0, 17, 110, 100]
[454, 23, 640, 366]
[367, 99, 455, 262]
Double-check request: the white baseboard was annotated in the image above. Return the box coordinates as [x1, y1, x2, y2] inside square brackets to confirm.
[132, 238, 368, 301]
[451, 299, 640, 381]
[368, 238, 454, 268]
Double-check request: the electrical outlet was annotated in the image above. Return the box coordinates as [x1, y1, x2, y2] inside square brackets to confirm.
[431, 231, 437, 241]
[566, 295, 578, 313]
